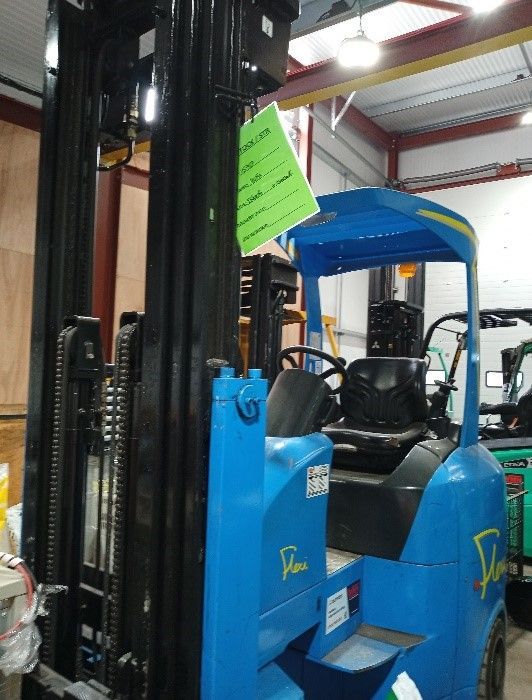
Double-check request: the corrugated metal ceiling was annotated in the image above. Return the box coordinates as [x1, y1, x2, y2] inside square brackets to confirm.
[351, 41, 532, 132]
[0, 0, 530, 137]
[0, 0, 47, 94]
[289, 1, 456, 66]
[356, 44, 532, 112]
[372, 74, 532, 133]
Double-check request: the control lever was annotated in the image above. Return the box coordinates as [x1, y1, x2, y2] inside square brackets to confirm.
[434, 379, 459, 393]
[479, 401, 518, 416]
[428, 379, 458, 420]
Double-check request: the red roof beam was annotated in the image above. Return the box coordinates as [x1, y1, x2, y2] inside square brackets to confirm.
[0, 94, 41, 132]
[264, 0, 532, 110]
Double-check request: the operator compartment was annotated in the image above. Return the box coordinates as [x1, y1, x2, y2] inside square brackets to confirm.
[323, 356, 458, 560]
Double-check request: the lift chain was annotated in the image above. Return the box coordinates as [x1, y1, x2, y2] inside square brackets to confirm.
[42, 326, 75, 665]
[104, 323, 138, 691]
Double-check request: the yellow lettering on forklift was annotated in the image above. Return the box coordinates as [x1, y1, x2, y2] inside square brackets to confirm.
[280, 546, 309, 581]
[473, 529, 506, 600]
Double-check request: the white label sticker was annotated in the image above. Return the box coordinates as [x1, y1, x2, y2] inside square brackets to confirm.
[262, 15, 274, 38]
[325, 587, 349, 634]
[307, 465, 329, 498]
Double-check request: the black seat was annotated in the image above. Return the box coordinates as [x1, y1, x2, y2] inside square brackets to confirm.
[327, 438, 457, 559]
[267, 369, 333, 438]
[323, 357, 428, 459]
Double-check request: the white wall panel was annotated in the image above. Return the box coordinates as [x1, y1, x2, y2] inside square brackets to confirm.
[309, 107, 387, 358]
[419, 176, 532, 419]
[311, 105, 387, 189]
[311, 155, 343, 196]
[398, 125, 532, 180]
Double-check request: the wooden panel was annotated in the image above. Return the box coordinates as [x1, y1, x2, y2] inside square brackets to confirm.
[0, 120, 39, 255]
[0, 119, 39, 416]
[113, 276, 146, 340]
[115, 185, 148, 280]
[112, 182, 149, 340]
[0, 249, 34, 404]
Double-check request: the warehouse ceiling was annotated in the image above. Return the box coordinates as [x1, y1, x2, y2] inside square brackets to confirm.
[0, 0, 531, 138]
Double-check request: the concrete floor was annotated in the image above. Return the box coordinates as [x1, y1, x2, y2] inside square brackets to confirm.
[506, 621, 532, 698]
[506, 564, 532, 699]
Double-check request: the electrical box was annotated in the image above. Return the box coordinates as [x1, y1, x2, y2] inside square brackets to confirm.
[240, 254, 299, 381]
[367, 300, 423, 358]
[243, 0, 300, 92]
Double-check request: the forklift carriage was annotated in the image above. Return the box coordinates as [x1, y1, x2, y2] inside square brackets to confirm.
[203, 188, 508, 699]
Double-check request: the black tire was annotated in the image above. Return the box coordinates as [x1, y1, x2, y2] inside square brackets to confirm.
[478, 616, 506, 699]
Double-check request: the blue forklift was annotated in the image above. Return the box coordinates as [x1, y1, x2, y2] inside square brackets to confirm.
[202, 188, 507, 699]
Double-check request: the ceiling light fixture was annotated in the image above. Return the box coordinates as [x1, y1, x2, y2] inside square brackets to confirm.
[337, 1, 380, 68]
[468, 0, 504, 13]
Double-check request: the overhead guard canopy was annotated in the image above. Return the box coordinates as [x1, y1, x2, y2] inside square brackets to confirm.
[285, 187, 478, 277]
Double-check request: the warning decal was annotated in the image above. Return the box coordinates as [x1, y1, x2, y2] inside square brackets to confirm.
[325, 580, 360, 635]
[325, 588, 349, 634]
[306, 465, 329, 498]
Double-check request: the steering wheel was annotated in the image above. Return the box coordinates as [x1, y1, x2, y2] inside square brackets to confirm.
[277, 345, 348, 395]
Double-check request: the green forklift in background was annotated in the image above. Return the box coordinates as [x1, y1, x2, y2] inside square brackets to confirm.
[422, 309, 532, 629]
[422, 309, 532, 559]
[481, 333, 532, 560]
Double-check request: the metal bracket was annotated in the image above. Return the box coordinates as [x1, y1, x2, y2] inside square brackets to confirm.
[215, 84, 258, 121]
[331, 90, 357, 133]
[236, 384, 260, 420]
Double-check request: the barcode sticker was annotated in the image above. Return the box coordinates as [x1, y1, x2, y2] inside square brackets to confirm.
[307, 465, 329, 498]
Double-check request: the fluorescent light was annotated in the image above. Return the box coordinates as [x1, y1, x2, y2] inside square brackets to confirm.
[45, 39, 59, 70]
[144, 86, 156, 123]
[522, 111, 532, 126]
[337, 30, 380, 68]
[468, 0, 504, 13]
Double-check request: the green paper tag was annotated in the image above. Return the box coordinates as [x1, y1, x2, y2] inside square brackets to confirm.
[236, 103, 319, 255]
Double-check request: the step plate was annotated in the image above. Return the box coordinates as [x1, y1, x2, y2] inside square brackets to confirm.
[326, 548, 362, 575]
[322, 633, 399, 672]
[357, 623, 425, 649]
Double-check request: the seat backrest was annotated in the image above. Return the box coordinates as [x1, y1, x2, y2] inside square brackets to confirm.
[267, 369, 332, 437]
[340, 357, 428, 430]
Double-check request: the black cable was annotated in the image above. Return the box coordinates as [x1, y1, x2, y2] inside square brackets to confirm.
[317, 0, 358, 24]
[97, 138, 134, 171]
[0, 73, 42, 99]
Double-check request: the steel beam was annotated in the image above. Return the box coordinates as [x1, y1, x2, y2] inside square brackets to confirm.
[397, 111, 531, 149]
[387, 140, 399, 182]
[264, 0, 532, 110]
[0, 94, 41, 131]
